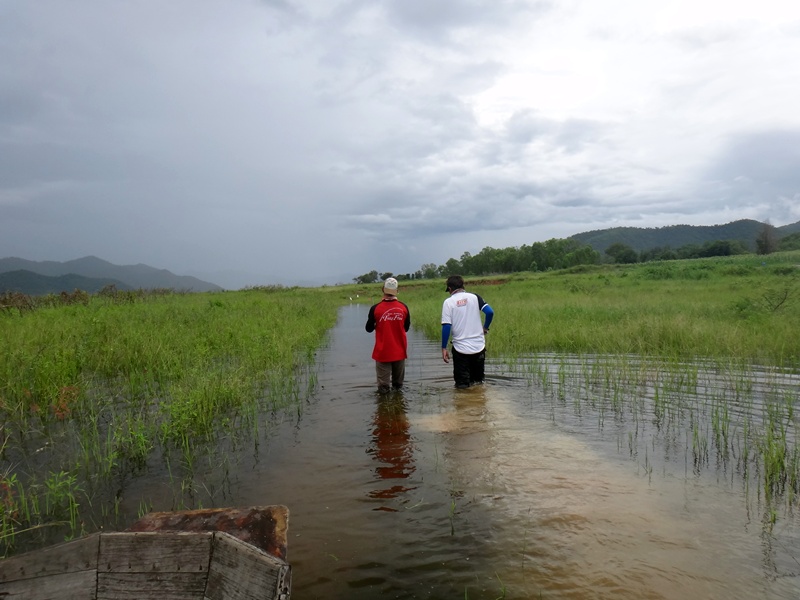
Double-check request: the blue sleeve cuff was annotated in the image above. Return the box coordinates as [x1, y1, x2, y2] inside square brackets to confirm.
[482, 304, 494, 329]
[441, 323, 452, 348]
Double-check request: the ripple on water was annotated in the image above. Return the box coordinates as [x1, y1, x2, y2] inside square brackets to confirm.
[234, 307, 800, 599]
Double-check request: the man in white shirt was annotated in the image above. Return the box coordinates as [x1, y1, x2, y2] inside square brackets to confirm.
[441, 275, 495, 389]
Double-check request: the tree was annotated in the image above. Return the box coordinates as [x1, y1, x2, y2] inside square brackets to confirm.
[756, 222, 779, 255]
[564, 245, 601, 267]
[379, 272, 394, 280]
[419, 263, 439, 279]
[459, 252, 474, 275]
[605, 242, 638, 264]
[676, 244, 702, 260]
[442, 258, 461, 276]
[698, 240, 748, 258]
[640, 246, 677, 262]
[353, 270, 379, 284]
[779, 232, 800, 251]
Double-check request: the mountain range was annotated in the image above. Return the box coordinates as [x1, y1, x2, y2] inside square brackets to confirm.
[3, 219, 799, 295]
[568, 219, 800, 253]
[0, 256, 222, 295]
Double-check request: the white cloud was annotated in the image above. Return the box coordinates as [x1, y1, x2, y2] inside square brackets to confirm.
[1, 0, 799, 287]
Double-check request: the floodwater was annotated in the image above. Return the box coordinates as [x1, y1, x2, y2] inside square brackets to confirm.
[131, 304, 800, 599]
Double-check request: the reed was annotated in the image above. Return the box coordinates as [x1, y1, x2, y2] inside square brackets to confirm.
[401, 251, 800, 365]
[2, 251, 798, 552]
[396, 253, 800, 511]
[0, 287, 337, 554]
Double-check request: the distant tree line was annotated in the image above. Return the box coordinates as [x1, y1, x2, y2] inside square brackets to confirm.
[353, 223, 797, 284]
[779, 231, 800, 251]
[605, 239, 752, 264]
[354, 238, 601, 283]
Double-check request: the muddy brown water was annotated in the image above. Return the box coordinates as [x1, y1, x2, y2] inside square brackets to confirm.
[122, 304, 799, 599]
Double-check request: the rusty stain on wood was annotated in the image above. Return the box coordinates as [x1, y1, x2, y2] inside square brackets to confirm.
[127, 505, 289, 561]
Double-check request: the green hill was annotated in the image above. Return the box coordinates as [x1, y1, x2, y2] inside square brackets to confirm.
[0, 256, 222, 293]
[779, 232, 800, 251]
[0, 270, 133, 295]
[569, 219, 799, 253]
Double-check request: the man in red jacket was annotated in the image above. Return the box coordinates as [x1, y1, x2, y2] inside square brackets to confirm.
[365, 277, 411, 393]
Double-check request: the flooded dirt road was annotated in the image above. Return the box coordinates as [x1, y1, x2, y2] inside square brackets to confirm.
[196, 304, 799, 599]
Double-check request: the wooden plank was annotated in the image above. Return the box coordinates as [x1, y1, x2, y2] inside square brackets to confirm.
[0, 534, 100, 584]
[97, 571, 206, 600]
[0, 507, 292, 600]
[128, 506, 289, 561]
[98, 532, 212, 573]
[0, 569, 97, 600]
[205, 532, 290, 600]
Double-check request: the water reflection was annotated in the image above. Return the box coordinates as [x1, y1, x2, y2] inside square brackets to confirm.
[441, 385, 494, 498]
[367, 392, 416, 507]
[176, 305, 800, 599]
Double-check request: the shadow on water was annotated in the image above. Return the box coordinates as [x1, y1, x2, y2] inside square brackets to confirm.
[124, 304, 800, 599]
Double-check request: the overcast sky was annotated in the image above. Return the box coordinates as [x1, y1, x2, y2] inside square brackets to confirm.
[2, 0, 799, 288]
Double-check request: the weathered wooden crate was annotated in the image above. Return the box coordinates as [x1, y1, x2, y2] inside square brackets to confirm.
[0, 507, 291, 600]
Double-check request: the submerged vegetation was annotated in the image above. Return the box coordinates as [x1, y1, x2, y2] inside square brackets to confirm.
[1, 250, 799, 556]
[387, 250, 800, 515]
[515, 353, 800, 513]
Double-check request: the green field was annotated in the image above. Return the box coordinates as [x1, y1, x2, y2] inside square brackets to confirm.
[1, 251, 799, 554]
[389, 250, 800, 366]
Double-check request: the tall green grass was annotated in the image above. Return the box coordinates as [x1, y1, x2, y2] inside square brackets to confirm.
[1, 251, 798, 553]
[400, 251, 800, 366]
[0, 288, 337, 553]
[392, 252, 800, 512]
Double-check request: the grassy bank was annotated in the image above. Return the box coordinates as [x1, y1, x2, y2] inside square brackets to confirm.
[1, 251, 798, 554]
[392, 251, 800, 367]
[374, 251, 800, 509]
[0, 287, 338, 553]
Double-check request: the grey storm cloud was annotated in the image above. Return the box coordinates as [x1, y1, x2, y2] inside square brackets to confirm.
[709, 130, 800, 189]
[701, 130, 800, 223]
[2, 0, 800, 287]
[381, 0, 552, 41]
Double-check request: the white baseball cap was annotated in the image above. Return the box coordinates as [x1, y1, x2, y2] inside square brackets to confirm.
[383, 277, 399, 295]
